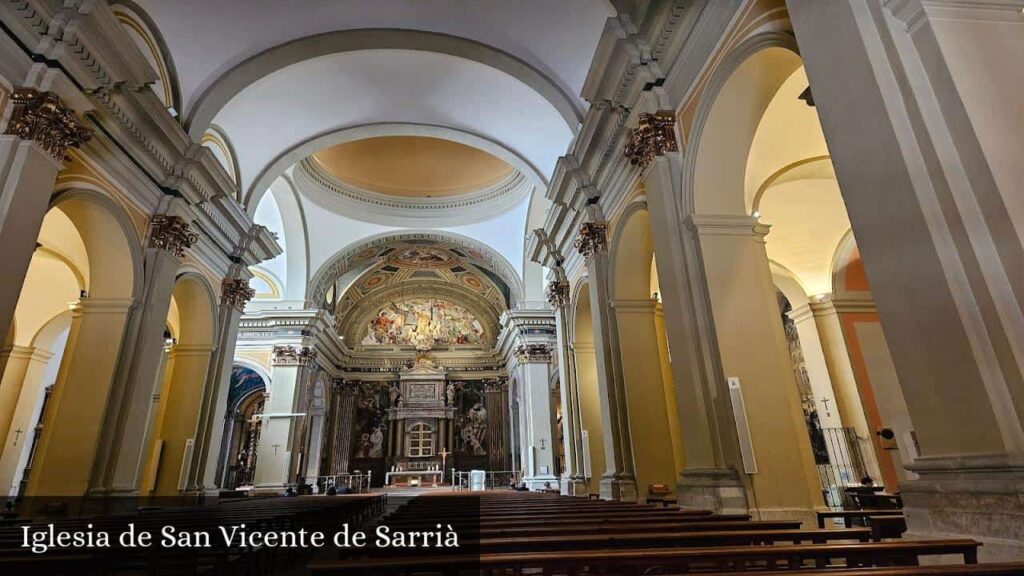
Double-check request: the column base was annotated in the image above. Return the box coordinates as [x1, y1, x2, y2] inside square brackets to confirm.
[560, 475, 589, 496]
[600, 474, 638, 501]
[677, 467, 747, 513]
[901, 457, 1024, 562]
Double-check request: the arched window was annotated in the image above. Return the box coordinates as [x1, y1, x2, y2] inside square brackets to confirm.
[407, 422, 434, 458]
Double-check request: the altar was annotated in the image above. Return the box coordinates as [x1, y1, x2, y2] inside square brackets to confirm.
[384, 352, 456, 472]
[385, 469, 443, 487]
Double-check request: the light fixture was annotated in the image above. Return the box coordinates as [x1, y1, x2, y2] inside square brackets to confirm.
[752, 211, 760, 219]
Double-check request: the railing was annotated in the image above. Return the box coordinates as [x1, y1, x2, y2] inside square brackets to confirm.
[305, 472, 373, 494]
[816, 426, 870, 509]
[451, 470, 523, 491]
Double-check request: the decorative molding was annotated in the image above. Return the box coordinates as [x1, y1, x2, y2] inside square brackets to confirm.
[221, 278, 256, 311]
[546, 279, 570, 308]
[297, 157, 531, 227]
[573, 222, 608, 258]
[623, 111, 678, 170]
[272, 345, 318, 366]
[514, 343, 553, 364]
[4, 89, 92, 161]
[148, 215, 198, 257]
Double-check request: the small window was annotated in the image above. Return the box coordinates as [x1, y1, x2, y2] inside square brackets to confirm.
[407, 422, 434, 457]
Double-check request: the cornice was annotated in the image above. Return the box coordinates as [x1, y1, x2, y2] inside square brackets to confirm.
[296, 157, 530, 227]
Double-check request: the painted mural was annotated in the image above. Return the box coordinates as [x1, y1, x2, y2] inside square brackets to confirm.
[452, 381, 489, 455]
[227, 366, 266, 410]
[362, 298, 485, 346]
[351, 382, 389, 460]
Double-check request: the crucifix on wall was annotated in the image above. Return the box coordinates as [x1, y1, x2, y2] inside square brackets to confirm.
[272, 443, 282, 456]
[11, 428, 23, 447]
[820, 397, 832, 417]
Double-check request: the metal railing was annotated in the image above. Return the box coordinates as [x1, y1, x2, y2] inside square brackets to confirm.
[304, 472, 373, 494]
[816, 427, 870, 509]
[451, 470, 523, 491]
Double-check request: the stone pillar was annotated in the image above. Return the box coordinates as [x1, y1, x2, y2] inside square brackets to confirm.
[789, 0, 1024, 558]
[0, 347, 52, 494]
[0, 346, 34, 450]
[0, 89, 91, 345]
[485, 379, 510, 472]
[787, 305, 843, 430]
[253, 345, 317, 490]
[548, 278, 587, 494]
[611, 298, 681, 500]
[191, 272, 253, 494]
[690, 214, 822, 521]
[809, 298, 882, 481]
[99, 212, 197, 495]
[515, 343, 558, 490]
[575, 218, 637, 501]
[635, 118, 746, 512]
[25, 298, 134, 498]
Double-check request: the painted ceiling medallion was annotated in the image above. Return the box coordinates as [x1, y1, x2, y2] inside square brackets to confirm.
[387, 246, 458, 269]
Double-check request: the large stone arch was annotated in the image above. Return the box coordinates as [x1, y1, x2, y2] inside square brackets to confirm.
[185, 28, 583, 142]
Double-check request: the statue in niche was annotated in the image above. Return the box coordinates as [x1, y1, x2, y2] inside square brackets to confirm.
[389, 383, 400, 407]
[446, 383, 456, 406]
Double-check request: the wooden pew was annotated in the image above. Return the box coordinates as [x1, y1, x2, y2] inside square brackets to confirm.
[310, 539, 983, 574]
[818, 509, 904, 528]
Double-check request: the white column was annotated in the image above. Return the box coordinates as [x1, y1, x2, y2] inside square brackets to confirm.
[549, 278, 587, 494]
[253, 345, 316, 490]
[99, 211, 198, 495]
[516, 343, 558, 490]
[576, 217, 638, 501]
[787, 304, 843, 430]
[0, 348, 53, 495]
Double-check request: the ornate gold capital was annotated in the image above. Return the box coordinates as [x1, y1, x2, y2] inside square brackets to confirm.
[4, 88, 92, 161]
[546, 279, 570, 308]
[148, 215, 198, 257]
[272, 345, 318, 366]
[573, 222, 607, 259]
[514, 343, 553, 364]
[221, 278, 255, 311]
[623, 111, 678, 169]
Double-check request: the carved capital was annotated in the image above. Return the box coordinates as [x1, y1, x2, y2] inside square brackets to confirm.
[573, 222, 607, 258]
[272, 345, 318, 366]
[546, 279, 570, 308]
[148, 215, 198, 257]
[623, 111, 678, 169]
[4, 89, 92, 161]
[221, 278, 255, 311]
[514, 343, 553, 364]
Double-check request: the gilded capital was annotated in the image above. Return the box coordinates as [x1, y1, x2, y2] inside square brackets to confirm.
[573, 222, 607, 259]
[4, 88, 92, 161]
[514, 343, 553, 364]
[272, 345, 318, 366]
[148, 215, 198, 257]
[623, 111, 678, 169]
[221, 278, 255, 311]
[546, 279, 569, 308]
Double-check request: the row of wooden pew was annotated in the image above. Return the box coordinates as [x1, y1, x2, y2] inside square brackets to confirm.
[0, 493, 385, 574]
[309, 491, 1024, 575]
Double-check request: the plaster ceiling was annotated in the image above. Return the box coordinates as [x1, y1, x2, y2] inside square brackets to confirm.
[312, 136, 513, 198]
[131, 0, 614, 116]
[747, 65, 852, 297]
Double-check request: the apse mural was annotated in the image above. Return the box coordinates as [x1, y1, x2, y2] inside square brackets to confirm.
[453, 381, 489, 455]
[351, 382, 389, 460]
[362, 298, 485, 346]
[227, 366, 266, 410]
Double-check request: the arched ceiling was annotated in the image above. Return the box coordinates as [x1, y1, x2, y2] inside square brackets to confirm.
[312, 136, 513, 198]
[133, 0, 613, 118]
[743, 64, 853, 298]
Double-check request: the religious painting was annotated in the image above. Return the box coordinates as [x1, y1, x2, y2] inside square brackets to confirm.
[387, 246, 457, 269]
[362, 298, 486, 346]
[227, 365, 266, 411]
[351, 382, 389, 460]
[452, 381, 488, 455]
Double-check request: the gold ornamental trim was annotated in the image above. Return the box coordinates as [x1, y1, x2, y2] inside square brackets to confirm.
[514, 343, 553, 364]
[4, 88, 92, 161]
[573, 222, 607, 259]
[546, 279, 569, 308]
[272, 345, 318, 366]
[623, 111, 678, 170]
[148, 215, 198, 258]
[221, 278, 255, 311]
